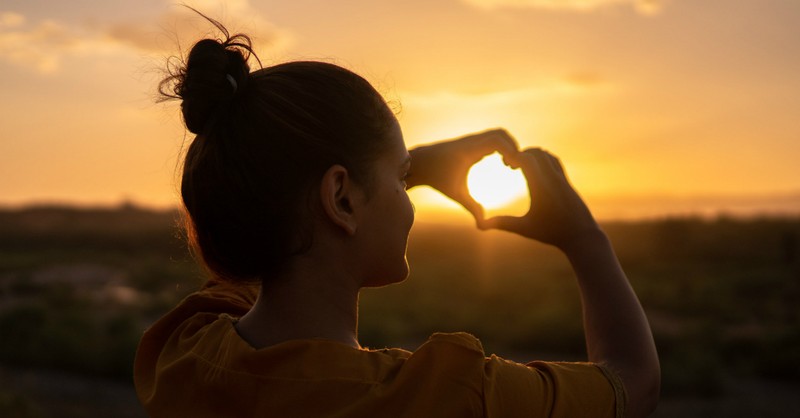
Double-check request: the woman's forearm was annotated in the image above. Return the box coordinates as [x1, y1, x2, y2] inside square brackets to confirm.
[562, 230, 660, 418]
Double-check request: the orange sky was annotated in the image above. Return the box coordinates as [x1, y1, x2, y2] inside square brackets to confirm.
[1, 0, 799, 220]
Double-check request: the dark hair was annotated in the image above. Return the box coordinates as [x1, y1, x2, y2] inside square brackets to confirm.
[160, 16, 396, 282]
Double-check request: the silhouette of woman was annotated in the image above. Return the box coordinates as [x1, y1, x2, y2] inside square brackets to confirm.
[134, 15, 659, 418]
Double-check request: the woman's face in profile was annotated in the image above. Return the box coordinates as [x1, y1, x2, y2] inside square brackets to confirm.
[357, 119, 415, 287]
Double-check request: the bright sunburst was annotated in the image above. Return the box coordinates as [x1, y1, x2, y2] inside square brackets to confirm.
[467, 153, 528, 211]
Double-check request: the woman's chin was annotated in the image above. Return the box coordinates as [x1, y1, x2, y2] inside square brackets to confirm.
[361, 263, 409, 288]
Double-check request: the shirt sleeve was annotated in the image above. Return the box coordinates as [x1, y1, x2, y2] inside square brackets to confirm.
[482, 356, 626, 418]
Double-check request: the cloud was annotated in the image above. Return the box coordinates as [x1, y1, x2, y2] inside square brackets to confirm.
[401, 75, 611, 109]
[561, 72, 607, 88]
[101, 1, 292, 54]
[0, 16, 107, 73]
[0, 11, 25, 28]
[0, 1, 291, 74]
[461, 0, 666, 15]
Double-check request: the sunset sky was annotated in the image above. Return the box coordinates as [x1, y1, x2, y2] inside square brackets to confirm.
[1, 0, 799, 220]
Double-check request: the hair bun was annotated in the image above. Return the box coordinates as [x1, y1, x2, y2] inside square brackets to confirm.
[159, 17, 256, 134]
[180, 39, 250, 134]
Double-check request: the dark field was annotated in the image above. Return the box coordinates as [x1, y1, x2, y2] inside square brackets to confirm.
[1, 205, 799, 417]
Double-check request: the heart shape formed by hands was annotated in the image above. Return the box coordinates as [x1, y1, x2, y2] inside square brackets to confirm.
[467, 153, 530, 218]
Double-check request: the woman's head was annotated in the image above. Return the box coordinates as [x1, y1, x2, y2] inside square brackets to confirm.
[161, 19, 401, 283]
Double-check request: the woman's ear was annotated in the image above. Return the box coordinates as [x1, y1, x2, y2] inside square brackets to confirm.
[320, 164, 358, 236]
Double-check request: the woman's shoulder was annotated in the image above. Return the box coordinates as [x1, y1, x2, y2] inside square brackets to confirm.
[421, 331, 485, 352]
[406, 332, 487, 365]
[133, 279, 258, 399]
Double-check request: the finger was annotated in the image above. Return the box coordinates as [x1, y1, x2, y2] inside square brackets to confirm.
[524, 148, 570, 196]
[541, 150, 567, 178]
[503, 153, 521, 169]
[538, 151, 577, 198]
[463, 129, 519, 160]
[456, 193, 485, 222]
[480, 215, 524, 232]
[485, 128, 519, 157]
[516, 149, 550, 197]
[475, 129, 519, 167]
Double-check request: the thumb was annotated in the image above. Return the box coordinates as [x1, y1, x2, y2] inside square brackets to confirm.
[458, 196, 485, 227]
[480, 215, 524, 233]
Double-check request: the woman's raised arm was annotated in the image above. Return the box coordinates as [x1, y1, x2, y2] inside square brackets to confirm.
[484, 148, 661, 418]
[408, 135, 660, 416]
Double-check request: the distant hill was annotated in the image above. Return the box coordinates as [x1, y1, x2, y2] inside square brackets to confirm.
[0, 205, 183, 255]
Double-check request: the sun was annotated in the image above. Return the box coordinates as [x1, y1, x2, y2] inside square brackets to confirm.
[467, 153, 528, 211]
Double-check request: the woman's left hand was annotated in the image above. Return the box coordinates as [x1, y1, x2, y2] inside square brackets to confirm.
[407, 129, 519, 225]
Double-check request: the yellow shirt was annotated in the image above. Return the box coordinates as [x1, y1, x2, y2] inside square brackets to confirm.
[134, 279, 626, 417]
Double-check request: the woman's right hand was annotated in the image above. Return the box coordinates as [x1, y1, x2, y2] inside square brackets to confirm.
[482, 148, 602, 252]
[487, 148, 662, 417]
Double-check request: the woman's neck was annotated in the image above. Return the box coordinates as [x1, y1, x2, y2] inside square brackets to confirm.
[234, 261, 362, 349]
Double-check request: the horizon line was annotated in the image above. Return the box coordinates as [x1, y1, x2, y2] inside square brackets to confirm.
[2, 192, 800, 223]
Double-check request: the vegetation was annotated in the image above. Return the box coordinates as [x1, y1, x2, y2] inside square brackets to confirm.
[0, 205, 798, 415]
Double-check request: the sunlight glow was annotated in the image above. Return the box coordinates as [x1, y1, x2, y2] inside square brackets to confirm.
[467, 153, 528, 210]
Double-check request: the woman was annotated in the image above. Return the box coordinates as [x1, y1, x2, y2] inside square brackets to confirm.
[134, 19, 659, 418]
